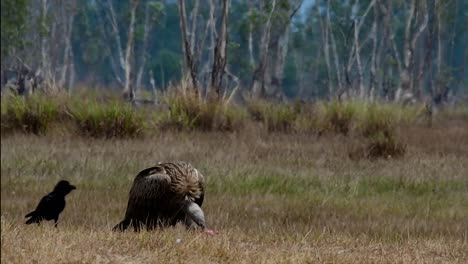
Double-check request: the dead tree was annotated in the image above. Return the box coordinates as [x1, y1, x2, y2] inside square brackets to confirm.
[395, 0, 428, 102]
[327, 0, 343, 95]
[369, 1, 379, 101]
[134, 0, 153, 97]
[177, 0, 198, 95]
[2, 57, 43, 96]
[251, 0, 277, 98]
[122, 0, 139, 101]
[345, 0, 376, 99]
[321, 0, 332, 96]
[269, 1, 302, 100]
[98, 0, 139, 101]
[210, 0, 229, 100]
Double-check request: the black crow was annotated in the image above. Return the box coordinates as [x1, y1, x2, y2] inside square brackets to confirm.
[25, 180, 76, 227]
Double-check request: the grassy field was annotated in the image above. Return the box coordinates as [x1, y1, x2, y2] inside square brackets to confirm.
[1, 115, 468, 263]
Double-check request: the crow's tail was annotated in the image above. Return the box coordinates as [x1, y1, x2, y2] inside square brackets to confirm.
[25, 211, 40, 225]
[25, 211, 35, 218]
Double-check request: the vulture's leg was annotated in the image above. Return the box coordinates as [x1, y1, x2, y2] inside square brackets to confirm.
[180, 200, 206, 229]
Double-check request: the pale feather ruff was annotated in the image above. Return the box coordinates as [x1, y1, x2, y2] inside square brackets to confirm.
[131, 161, 204, 204]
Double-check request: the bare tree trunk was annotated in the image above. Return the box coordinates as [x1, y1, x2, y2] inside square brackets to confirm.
[189, 0, 200, 56]
[59, 7, 76, 90]
[369, 2, 378, 101]
[379, 0, 403, 100]
[251, 0, 277, 98]
[270, 24, 290, 100]
[210, 0, 229, 100]
[329, 26, 342, 95]
[122, 0, 139, 101]
[103, 0, 125, 87]
[294, 42, 308, 97]
[149, 70, 157, 102]
[201, 0, 216, 96]
[435, 0, 443, 99]
[345, 0, 375, 98]
[40, 0, 52, 90]
[414, 40, 425, 98]
[354, 13, 365, 98]
[261, 1, 303, 99]
[380, 0, 402, 77]
[375, 20, 385, 98]
[326, 0, 343, 94]
[135, 1, 153, 97]
[417, 0, 435, 98]
[247, 1, 255, 67]
[160, 63, 165, 89]
[65, 1, 78, 93]
[68, 51, 75, 93]
[396, 0, 416, 101]
[358, 0, 375, 99]
[376, 0, 389, 99]
[395, 0, 428, 102]
[177, 0, 198, 95]
[322, 0, 332, 97]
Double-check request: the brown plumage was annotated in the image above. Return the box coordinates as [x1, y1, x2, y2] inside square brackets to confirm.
[113, 161, 207, 231]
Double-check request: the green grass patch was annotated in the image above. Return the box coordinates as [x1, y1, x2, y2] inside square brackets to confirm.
[159, 93, 247, 131]
[0, 90, 459, 138]
[1, 94, 60, 134]
[319, 100, 359, 135]
[346, 103, 408, 159]
[69, 99, 145, 138]
[246, 99, 300, 132]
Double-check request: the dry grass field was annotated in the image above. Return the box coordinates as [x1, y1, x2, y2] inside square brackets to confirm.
[1, 118, 468, 263]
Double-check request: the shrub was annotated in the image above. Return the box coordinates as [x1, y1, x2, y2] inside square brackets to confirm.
[246, 99, 298, 132]
[363, 104, 407, 158]
[358, 104, 397, 138]
[347, 103, 407, 159]
[159, 92, 246, 131]
[366, 133, 407, 159]
[69, 100, 145, 138]
[1, 95, 60, 135]
[348, 134, 406, 160]
[320, 101, 357, 135]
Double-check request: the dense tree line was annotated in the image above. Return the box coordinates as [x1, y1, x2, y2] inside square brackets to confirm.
[1, 0, 466, 102]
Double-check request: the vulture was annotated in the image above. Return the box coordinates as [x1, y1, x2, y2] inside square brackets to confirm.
[113, 161, 211, 232]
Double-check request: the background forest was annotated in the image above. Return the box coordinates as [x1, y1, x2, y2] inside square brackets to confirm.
[1, 0, 467, 103]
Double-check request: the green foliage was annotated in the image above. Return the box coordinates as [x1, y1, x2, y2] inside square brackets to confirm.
[1, 0, 28, 60]
[159, 92, 246, 131]
[1, 95, 60, 135]
[148, 49, 182, 86]
[358, 104, 397, 138]
[246, 99, 300, 132]
[320, 101, 358, 135]
[0, 90, 446, 152]
[349, 103, 407, 160]
[69, 100, 145, 138]
[148, 1, 165, 22]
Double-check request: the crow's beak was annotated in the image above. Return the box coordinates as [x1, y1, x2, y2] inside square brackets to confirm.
[70, 185, 77, 190]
